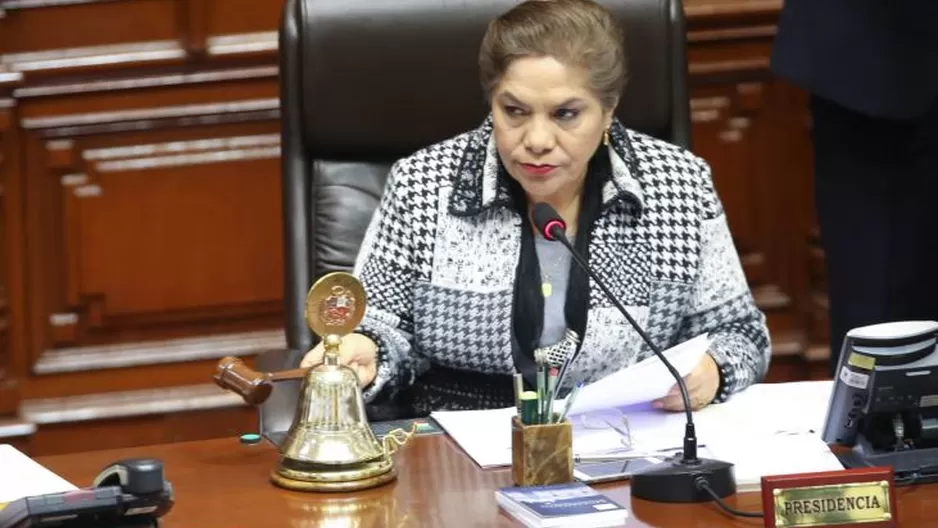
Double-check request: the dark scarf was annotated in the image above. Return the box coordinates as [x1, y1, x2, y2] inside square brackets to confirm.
[504, 147, 610, 391]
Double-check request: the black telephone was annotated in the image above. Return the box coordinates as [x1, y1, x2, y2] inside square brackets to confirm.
[0, 458, 174, 527]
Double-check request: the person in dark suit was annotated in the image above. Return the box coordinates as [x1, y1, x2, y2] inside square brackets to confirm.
[771, 1, 938, 375]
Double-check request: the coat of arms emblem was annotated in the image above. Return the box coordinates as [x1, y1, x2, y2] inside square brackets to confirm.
[320, 285, 355, 327]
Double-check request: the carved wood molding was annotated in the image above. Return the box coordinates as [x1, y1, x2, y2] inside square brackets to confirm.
[0, 0, 118, 9]
[14, 66, 277, 99]
[689, 58, 771, 77]
[34, 328, 285, 375]
[85, 133, 281, 172]
[3, 40, 186, 73]
[687, 24, 776, 43]
[207, 31, 278, 57]
[691, 82, 764, 144]
[684, 0, 780, 78]
[39, 132, 284, 344]
[19, 383, 246, 425]
[22, 97, 279, 130]
[0, 69, 24, 87]
[0, 417, 35, 439]
[684, 0, 782, 23]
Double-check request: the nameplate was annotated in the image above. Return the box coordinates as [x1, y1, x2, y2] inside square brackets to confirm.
[760, 466, 897, 528]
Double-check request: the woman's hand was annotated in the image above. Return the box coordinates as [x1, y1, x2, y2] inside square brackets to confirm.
[652, 353, 720, 411]
[300, 333, 379, 387]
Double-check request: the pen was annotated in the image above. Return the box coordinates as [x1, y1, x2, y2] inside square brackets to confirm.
[513, 373, 524, 416]
[546, 367, 558, 422]
[556, 381, 583, 423]
[535, 350, 547, 424]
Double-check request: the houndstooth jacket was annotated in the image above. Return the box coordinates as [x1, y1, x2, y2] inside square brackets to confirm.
[353, 116, 771, 415]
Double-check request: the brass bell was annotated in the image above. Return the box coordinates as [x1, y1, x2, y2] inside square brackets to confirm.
[213, 272, 414, 493]
[272, 332, 397, 491]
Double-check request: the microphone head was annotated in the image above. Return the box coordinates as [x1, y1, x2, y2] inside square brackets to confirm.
[532, 202, 567, 240]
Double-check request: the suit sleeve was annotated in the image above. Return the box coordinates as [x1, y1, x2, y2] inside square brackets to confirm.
[353, 160, 428, 403]
[675, 161, 772, 402]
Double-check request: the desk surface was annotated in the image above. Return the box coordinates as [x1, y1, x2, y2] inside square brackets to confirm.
[37, 435, 929, 527]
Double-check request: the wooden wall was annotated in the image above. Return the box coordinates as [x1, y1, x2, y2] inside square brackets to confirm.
[0, 0, 827, 456]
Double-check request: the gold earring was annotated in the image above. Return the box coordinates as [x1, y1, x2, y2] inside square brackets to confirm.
[603, 129, 610, 146]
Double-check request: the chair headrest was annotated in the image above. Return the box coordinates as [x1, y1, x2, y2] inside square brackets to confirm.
[293, 0, 680, 158]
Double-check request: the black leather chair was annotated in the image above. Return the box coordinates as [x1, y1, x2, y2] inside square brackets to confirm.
[258, 0, 691, 439]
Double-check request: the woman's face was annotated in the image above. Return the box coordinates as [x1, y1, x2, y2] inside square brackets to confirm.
[491, 56, 615, 205]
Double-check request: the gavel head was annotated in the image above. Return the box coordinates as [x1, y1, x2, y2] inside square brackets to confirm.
[213, 356, 273, 405]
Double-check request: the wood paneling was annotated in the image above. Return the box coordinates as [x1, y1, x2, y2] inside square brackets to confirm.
[19, 404, 257, 456]
[0, 0, 826, 455]
[0, 66, 24, 417]
[685, 0, 814, 360]
[0, 0, 181, 54]
[205, 0, 281, 35]
[25, 124, 284, 351]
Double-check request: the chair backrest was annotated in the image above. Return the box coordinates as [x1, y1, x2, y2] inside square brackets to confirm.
[279, 0, 691, 358]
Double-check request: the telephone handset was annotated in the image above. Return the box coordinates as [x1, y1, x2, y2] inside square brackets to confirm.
[0, 458, 174, 527]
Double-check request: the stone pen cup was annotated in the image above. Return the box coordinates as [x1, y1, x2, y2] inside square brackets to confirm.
[511, 415, 574, 487]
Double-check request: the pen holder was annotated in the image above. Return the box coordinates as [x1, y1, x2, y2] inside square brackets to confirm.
[511, 415, 574, 487]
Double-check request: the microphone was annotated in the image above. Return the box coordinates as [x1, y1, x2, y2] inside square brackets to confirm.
[531, 202, 736, 504]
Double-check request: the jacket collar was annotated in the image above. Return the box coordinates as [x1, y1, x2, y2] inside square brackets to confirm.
[448, 115, 645, 217]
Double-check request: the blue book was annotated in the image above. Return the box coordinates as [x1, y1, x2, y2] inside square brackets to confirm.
[495, 481, 628, 527]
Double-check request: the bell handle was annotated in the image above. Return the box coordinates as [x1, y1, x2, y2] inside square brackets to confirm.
[213, 356, 310, 405]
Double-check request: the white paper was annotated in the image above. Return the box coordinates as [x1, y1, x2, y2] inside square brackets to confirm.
[0, 444, 77, 503]
[431, 407, 630, 468]
[565, 334, 709, 416]
[696, 380, 834, 436]
[708, 432, 844, 492]
[432, 378, 836, 474]
[430, 407, 516, 468]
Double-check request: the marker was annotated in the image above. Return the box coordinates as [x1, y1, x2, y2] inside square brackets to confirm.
[520, 391, 539, 425]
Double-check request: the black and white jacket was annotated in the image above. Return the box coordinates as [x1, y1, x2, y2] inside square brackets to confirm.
[354, 117, 771, 415]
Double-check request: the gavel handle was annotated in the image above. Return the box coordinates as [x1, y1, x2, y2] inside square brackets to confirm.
[268, 367, 310, 382]
[214, 357, 310, 405]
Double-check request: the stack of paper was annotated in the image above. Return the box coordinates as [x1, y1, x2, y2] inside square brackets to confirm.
[431, 335, 710, 467]
[0, 444, 77, 505]
[431, 339, 843, 489]
[708, 430, 844, 492]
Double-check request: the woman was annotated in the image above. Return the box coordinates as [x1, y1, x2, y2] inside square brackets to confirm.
[301, 0, 770, 416]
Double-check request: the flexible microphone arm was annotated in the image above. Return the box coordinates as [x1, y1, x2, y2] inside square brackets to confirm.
[531, 202, 736, 504]
[543, 221, 698, 462]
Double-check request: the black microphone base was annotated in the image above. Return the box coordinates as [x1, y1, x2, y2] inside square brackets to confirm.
[630, 456, 736, 503]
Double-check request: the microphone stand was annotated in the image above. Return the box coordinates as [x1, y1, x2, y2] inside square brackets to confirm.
[546, 224, 736, 503]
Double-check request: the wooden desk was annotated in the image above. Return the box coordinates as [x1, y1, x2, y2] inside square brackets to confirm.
[36, 435, 930, 527]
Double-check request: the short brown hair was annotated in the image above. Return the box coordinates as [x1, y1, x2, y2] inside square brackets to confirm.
[478, 0, 627, 110]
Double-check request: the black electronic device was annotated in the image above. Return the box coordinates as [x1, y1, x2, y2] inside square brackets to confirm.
[822, 320, 938, 485]
[0, 459, 174, 527]
[531, 203, 737, 504]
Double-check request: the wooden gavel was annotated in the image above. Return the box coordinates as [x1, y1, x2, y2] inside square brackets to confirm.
[213, 356, 310, 405]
